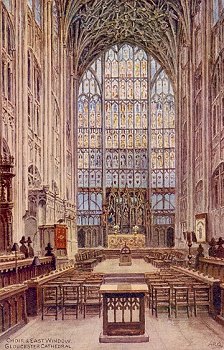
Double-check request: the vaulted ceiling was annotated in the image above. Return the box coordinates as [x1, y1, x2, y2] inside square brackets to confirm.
[56, 0, 201, 82]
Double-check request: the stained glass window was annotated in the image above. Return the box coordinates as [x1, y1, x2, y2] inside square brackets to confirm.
[105, 45, 148, 188]
[77, 59, 102, 225]
[151, 64, 175, 197]
[77, 44, 175, 244]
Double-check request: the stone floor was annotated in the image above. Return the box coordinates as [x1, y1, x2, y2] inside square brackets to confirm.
[1, 260, 224, 350]
[93, 258, 158, 274]
[2, 310, 224, 350]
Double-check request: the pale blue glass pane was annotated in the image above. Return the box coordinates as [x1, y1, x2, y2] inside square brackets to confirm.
[213, 0, 219, 23]
[28, 0, 33, 8]
[35, 0, 41, 25]
[3, 0, 11, 11]
[170, 194, 175, 208]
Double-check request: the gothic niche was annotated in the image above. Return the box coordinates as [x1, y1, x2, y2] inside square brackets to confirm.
[0, 144, 15, 251]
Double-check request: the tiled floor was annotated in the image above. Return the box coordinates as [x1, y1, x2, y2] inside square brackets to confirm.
[2, 311, 224, 350]
[93, 258, 158, 274]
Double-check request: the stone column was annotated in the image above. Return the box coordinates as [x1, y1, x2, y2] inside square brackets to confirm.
[175, 58, 182, 245]
[60, 28, 66, 200]
[13, 0, 28, 242]
[0, 2, 3, 155]
[187, 41, 195, 232]
[42, 0, 52, 187]
[72, 74, 79, 253]
[203, 1, 212, 239]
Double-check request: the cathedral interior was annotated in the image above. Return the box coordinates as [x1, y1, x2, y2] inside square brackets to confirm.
[1, 0, 224, 349]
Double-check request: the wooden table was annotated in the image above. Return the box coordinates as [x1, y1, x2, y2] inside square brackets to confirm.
[99, 283, 149, 343]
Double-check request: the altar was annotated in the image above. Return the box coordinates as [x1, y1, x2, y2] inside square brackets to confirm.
[108, 234, 145, 249]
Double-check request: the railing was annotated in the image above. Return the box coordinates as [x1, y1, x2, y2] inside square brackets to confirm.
[198, 257, 224, 282]
[75, 249, 105, 270]
[171, 266, 221, 315]
[26, 266, 75, 316]
[0, 257, 54, 288]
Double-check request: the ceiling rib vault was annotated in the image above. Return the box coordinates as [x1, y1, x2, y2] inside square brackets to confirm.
[56, 0, 202, 82]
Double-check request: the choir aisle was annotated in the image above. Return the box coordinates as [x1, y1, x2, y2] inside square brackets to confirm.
[93, 258, 158, 274]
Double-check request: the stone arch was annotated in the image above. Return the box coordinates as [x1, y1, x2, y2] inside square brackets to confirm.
[167, 226, 175, 247]
[24, 216, 38, 250]
[78, 228, 85, 248]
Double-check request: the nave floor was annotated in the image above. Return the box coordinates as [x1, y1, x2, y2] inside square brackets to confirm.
[93, 258, 158, 273]
[2, 311, 224, 350]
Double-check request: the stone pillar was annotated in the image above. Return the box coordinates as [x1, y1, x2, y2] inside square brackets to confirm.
[72, 74, 79, 253]
[13, 0, 28, 242]
[0, 2, 3, 156]
[203, 1, 212, 239]
[175, 65, 182, 245]
[42, 0, 52, 187]
[187, 42, 195, 233]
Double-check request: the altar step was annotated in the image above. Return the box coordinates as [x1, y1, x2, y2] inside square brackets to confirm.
[103, 273, 145, 284]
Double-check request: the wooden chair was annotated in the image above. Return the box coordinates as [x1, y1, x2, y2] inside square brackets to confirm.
[83, 284, 102, 318]
[146, 278, 164, 308]
[151, 284, 171, 317]
[41, 285, 61, 320]
[171, 285, 190, 317]
[193, 284, 210, 316]
[62, 284, 79, 319]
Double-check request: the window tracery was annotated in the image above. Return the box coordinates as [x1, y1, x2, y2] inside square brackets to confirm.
[27, 0, 41, 26]
[52, 1, 60, 97]
[52, 99, 61, 190]
[212, 51, 224, 143]
[2, 1, 11, 13]
[2, 6, 14, 104]
[28, 164, 41, 189]
[212, 163, 224, 209]
[213, 0, 224, 24]
[194, 66, 202, 164]
[195, 180, 203, 212]
[77, 43, 175, 246]
[27, 50, 41, 136]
